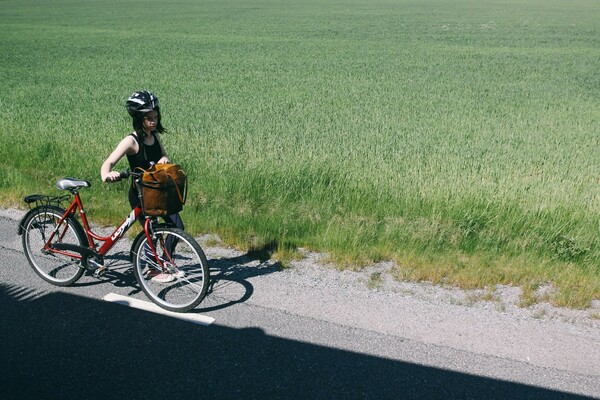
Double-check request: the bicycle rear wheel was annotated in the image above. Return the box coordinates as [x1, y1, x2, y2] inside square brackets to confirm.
[21, 206, 87, 286]
[132, 226, 209, 312]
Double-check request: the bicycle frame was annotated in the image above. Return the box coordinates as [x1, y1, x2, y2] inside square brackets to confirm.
[46, 189, 176, 275]
[47, 190, 142, 261]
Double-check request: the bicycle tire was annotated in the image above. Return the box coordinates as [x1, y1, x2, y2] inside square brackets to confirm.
[21, 205, 87, 286]
[132, 226, 210, 312]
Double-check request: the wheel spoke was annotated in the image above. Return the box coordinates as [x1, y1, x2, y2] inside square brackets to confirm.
[133, 227, 209, 312]
[22, 207, 86, 286]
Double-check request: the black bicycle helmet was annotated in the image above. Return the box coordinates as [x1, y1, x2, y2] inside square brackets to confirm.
[126, 90, 159, 116]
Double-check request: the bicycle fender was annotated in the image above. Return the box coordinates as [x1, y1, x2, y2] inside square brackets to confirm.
[17, 205, 67, 236]
[17, 211, 35, 236]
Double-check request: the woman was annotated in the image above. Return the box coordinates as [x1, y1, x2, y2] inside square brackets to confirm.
[101, 90, 184, 282]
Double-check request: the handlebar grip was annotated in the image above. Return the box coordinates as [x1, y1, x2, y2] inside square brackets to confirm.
[104, 170, 131, 183]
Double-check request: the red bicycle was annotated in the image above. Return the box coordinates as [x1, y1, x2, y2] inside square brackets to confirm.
[17, 170, 210, 312]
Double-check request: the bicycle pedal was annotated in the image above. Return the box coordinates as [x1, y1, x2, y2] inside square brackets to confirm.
[94, 266, 108, 277]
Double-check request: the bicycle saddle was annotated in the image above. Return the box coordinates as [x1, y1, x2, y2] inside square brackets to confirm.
[56, 178, 92, 191]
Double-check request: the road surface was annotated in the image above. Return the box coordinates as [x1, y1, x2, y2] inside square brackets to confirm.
[1, 209, 598, 399]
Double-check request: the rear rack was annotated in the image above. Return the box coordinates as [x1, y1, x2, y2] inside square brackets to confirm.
[23, 194, 71, 210]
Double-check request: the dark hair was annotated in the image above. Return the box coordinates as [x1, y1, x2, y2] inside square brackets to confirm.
[131, 106, 166, 135]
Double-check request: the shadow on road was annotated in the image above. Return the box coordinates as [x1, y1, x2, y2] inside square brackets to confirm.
[0, 283, 594, 400]
[65, 247, 280, 312]
[200, 251, 281, 312]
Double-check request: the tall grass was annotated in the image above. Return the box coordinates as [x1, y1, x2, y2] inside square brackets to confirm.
[1, 0, 599, 307]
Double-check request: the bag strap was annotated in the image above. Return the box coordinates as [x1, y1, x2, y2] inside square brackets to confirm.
[168, 170, 187, 205]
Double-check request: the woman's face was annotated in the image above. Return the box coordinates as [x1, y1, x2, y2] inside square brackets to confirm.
[143, 110, 158, 133]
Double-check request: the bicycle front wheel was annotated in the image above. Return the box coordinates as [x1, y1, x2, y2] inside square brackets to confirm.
[132, 227, 209, 312]
[21, 206, 87, 286]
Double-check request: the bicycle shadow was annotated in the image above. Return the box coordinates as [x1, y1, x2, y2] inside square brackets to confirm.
[70, 245, 282, 312]
[198, 248, 282, 313]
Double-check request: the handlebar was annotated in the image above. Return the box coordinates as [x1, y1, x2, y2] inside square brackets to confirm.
[104, 169, 143, 183]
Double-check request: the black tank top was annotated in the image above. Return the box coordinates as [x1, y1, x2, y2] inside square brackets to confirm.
[126, 131, 164, 208]
[126, 132, 163, 171]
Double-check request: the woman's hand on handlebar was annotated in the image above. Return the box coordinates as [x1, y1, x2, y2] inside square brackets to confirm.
[103, 170, 131, 183]
[103, 171, 122, 183]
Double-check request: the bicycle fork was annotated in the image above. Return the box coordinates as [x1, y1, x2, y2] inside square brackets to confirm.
[143, 219, 174, 272]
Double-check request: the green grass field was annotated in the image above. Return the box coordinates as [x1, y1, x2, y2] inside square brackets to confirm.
[1, 0, 599, 308]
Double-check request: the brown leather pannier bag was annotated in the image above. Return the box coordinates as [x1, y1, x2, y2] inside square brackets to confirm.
[138, 164, 187, 216]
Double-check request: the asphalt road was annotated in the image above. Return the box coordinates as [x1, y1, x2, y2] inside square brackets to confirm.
[1, 209, 599, 399]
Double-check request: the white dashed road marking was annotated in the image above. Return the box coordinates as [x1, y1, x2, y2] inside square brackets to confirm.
[103, 292, 215, 326]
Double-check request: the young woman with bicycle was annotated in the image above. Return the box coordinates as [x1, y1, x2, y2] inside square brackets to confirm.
[101, 90, 185, 283]
[18, 90, 210, 312]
